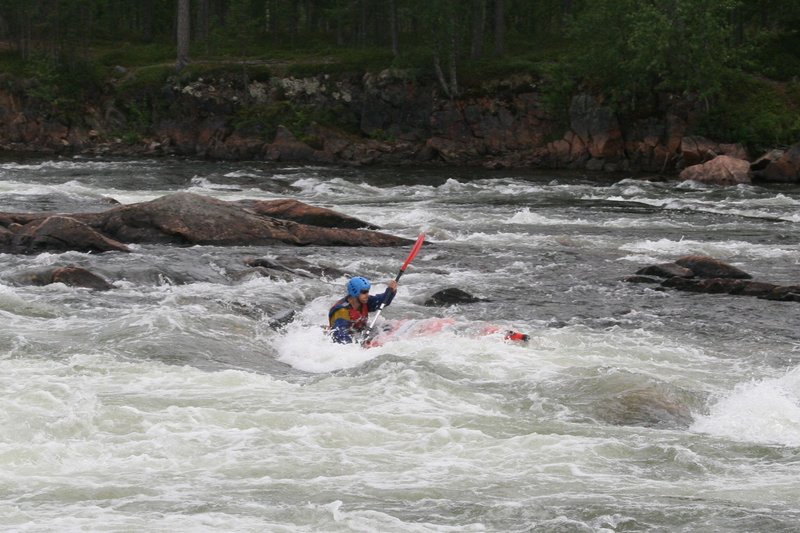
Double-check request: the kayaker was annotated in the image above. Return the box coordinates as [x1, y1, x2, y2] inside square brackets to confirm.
[328, 276, 398, 344]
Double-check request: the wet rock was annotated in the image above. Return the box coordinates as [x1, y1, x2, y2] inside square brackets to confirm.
[268, 310, 296, 330]
[569, 94, 623, 160]
[12, 265, 113, 290]
[661, 277, 747, 294]
[423, 288, 487, 307]
[674, 255, 751, 279]
[244, 256, 346, 279]
[9, 216, 130, 254]
[93, 192, 411, 247]
[603, 386, 694, 428]
[660, 277, 787, 299]
[0, 192, 413, 253]
[0, 226, 11, 245]
[678, 155, 751, 186]
[621, 275, 661, 284]
[634, 256, 800, 303]
[635, 263, 694, 279]
[264, 125, 333, 164]
[235, 198, 376, 229]
[566, 369, 695, 429]
[51, 266, 113, 290]
[729, 280, 780, 296]
[680, 135, 716, 165]
[750, 142, 800, 183]
[763, 285, 800, 302]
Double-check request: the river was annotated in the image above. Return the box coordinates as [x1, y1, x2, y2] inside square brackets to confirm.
[1, 156, 799, 532]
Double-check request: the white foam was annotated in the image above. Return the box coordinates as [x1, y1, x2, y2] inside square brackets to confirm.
[619, 238, 799, 263]
[691, 367, 800, 446]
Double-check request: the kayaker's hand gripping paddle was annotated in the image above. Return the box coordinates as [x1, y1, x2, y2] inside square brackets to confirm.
[362, 233, 425, 342]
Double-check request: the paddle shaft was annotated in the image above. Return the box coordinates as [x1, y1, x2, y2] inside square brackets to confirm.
[366, 233, 425, 332]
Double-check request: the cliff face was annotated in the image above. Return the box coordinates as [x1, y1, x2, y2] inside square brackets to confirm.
[0, 69, 769, 176]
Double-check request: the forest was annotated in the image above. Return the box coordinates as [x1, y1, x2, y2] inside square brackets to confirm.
[1, 0, 799, 151]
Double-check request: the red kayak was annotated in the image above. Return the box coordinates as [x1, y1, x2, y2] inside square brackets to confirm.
[362, 318, 529, 348]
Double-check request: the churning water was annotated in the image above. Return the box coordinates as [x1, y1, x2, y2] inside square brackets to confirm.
[1, 157, 800, 532]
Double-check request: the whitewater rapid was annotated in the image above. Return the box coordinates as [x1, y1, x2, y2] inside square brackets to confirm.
[1, 157, 800, 531]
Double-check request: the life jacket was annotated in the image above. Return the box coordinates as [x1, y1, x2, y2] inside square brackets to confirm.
[328, 298, 370, 331]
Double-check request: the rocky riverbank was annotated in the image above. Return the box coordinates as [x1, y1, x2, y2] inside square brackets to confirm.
[1, 69, 798, 185]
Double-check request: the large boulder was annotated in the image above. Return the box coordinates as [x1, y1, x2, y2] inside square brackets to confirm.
[661, 277, 769, 295]
[634, 256, 751, 280]
[674, 256, 751, 279]
[84, 192, 411, 246]
[679, 136, 748, 168]
[629, 256, 800, 302]
[679, 135, 720, 166]
[9, 216, 130, 254]
[11, 265, 113, 290]
[750, 142, 800, 183]
[235, 198, 376, 229]
[0, 193, 413, 254]
[678, 155, 751, 186]
[635, 263, 694, 279]
[264, 125, 333, 163]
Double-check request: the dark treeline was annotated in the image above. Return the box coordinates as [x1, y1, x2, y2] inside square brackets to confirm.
[3, 1, 798, 69]
[0, 1, 798, 147]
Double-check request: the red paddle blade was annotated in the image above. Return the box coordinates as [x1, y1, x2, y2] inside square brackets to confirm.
[400, 233, 425, 272]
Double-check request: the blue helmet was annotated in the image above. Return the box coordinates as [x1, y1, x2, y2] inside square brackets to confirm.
[347, 276, 371, 297]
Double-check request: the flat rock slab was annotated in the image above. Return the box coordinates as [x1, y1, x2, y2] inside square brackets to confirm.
[0, 192, 413, 254]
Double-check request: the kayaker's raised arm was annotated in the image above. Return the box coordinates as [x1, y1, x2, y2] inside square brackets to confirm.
[327, 276, 396, 344]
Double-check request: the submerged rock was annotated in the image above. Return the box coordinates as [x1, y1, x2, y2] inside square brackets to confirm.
[11, 265, 113, 291]
[423, 288, 487, 307]
[244, 256, 346, 280]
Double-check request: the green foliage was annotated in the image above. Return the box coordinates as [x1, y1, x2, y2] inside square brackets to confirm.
[368, 128, 394, 142]
[0, 0, 798, 151]
[94, 42, 176, 68]
[233, 101, 357, 141]
[115, 65, 173, 98]
[694, 71, 800, 152]
[459, 57, 539, 87]
[24, 55, 103, 122]
[282, 49, 395, 78]
[0, 50, 28, 77]
[746, 31, 800, 81]
[566, 0, 738, 110]
[537, 61, 576, 136]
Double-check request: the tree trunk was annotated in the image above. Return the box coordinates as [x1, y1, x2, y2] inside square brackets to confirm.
[493, 0, 505, 57]
[176, 0, 191, 72]
[433, 53, 453, 99]
[470, 0, 485, 60]
[389, 0, 399, 57]
[448, 33, 459, 97]
[359, 0, 367, 45]
[195, 0, 210, 52]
